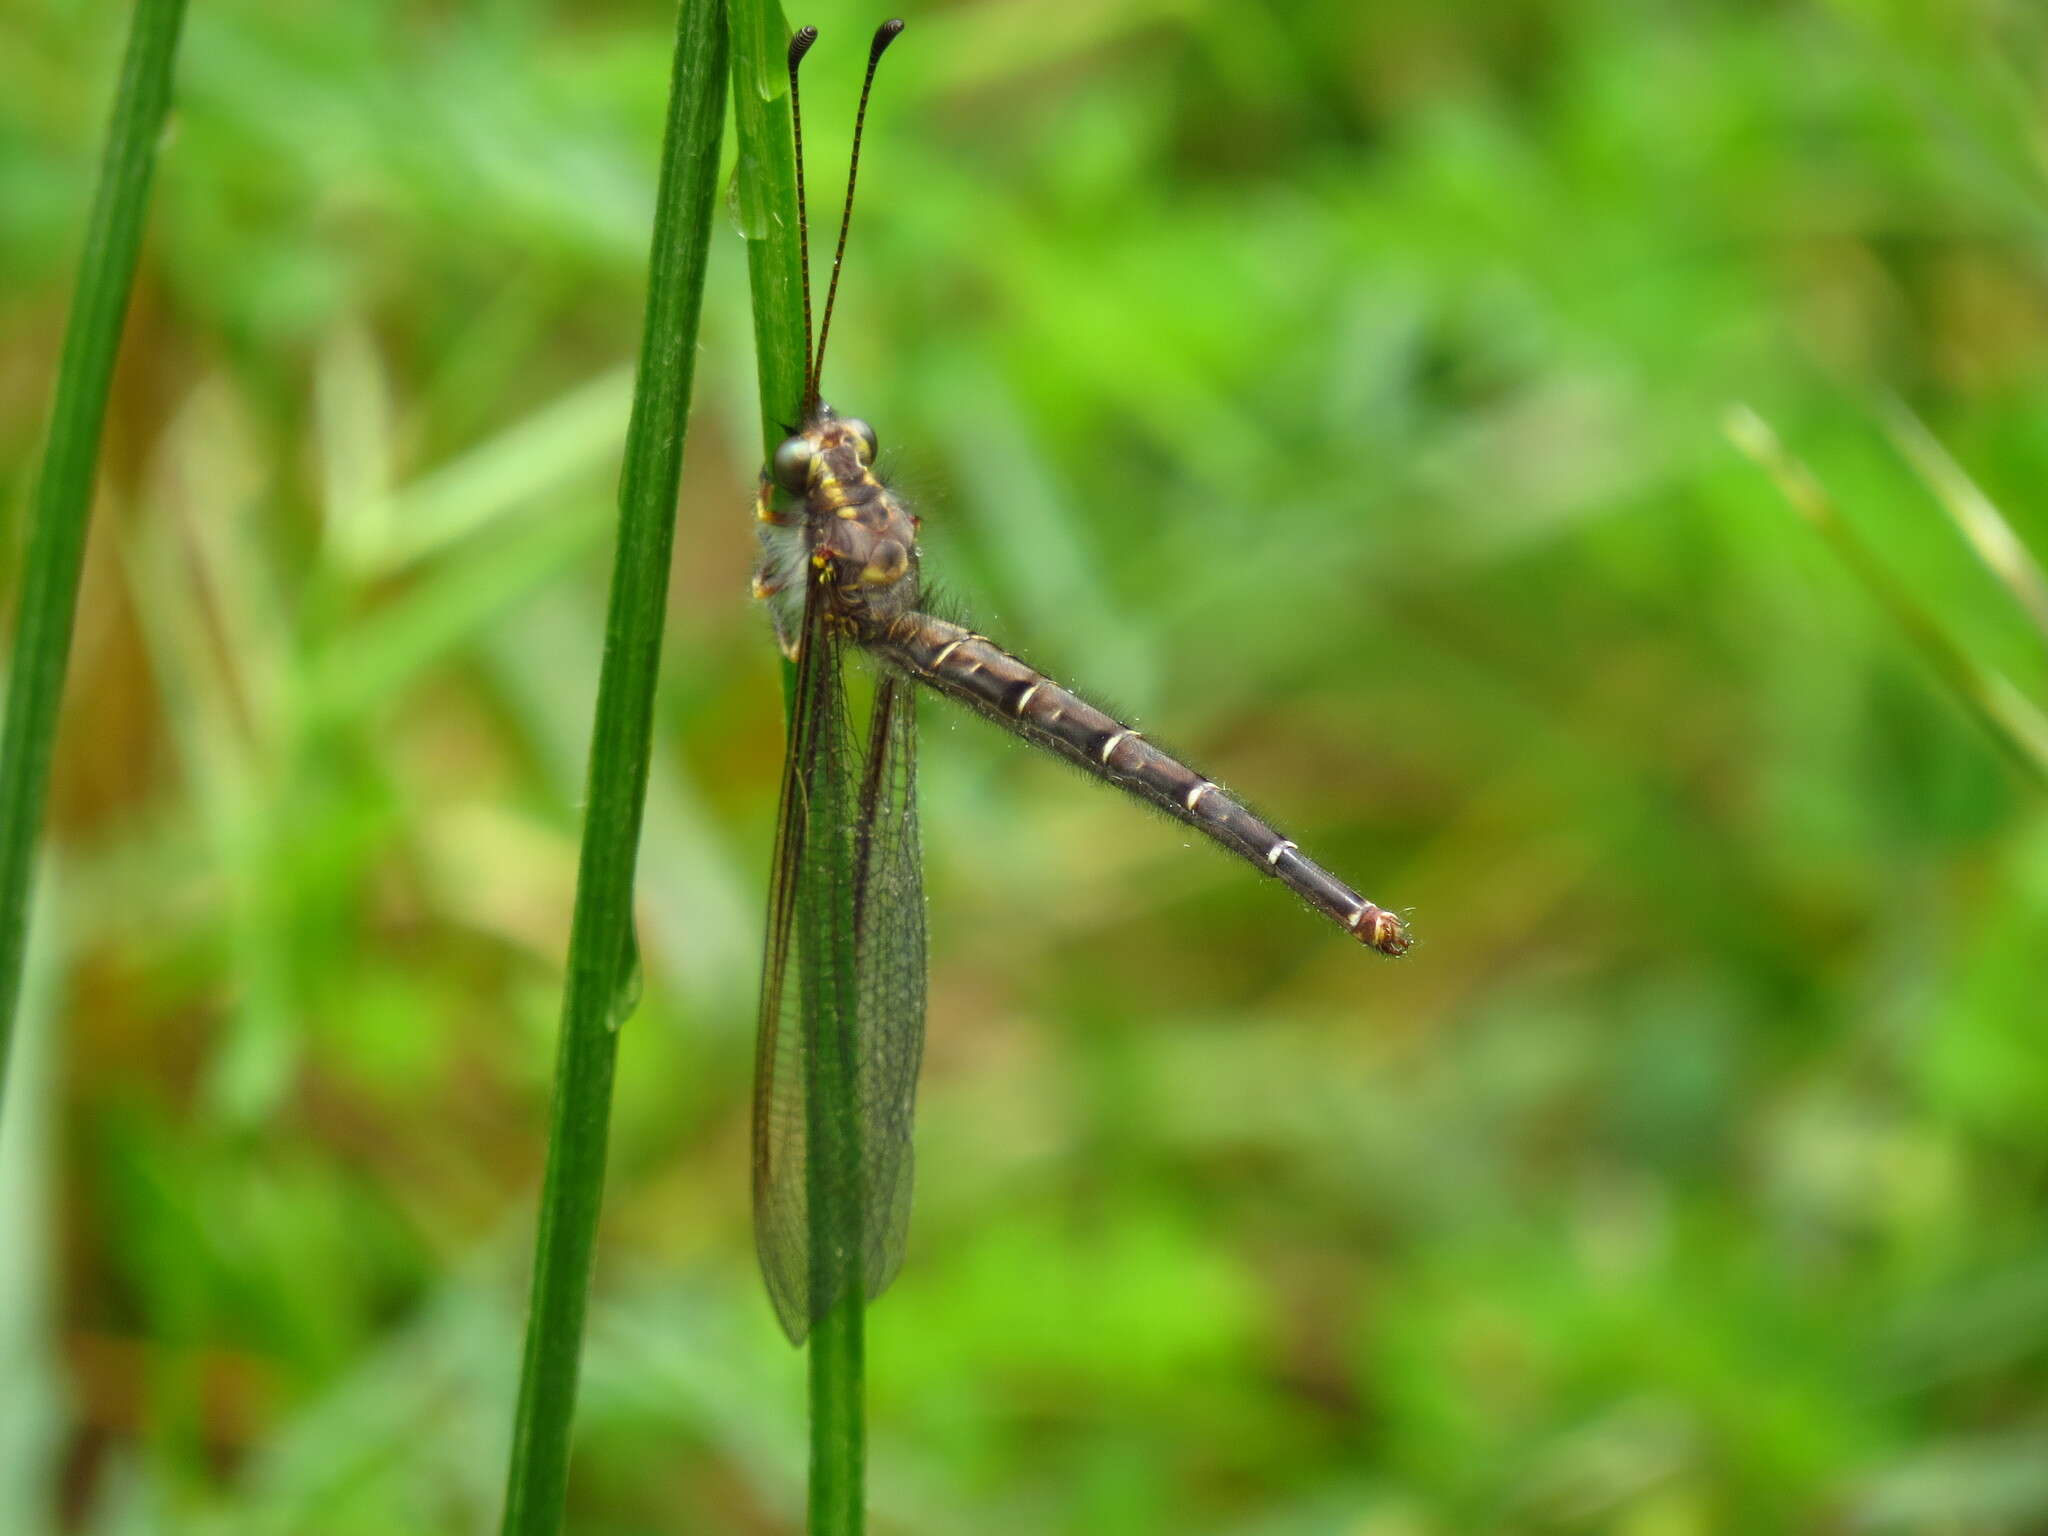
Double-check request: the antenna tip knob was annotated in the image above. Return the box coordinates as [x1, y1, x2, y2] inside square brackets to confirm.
[788, 25, 819, 69]
[871, 18, 905, 60]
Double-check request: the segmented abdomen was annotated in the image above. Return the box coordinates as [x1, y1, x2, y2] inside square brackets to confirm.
[866, 612, 1409, 955]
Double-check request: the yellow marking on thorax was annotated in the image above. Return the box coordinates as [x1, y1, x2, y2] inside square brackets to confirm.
[859, 548, 908, 584]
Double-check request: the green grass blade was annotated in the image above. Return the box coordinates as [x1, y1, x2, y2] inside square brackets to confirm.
[498, 1, 729, 1531]
[728, 3, 868, 1528]
[1877, 396, 2048, 648]
[1727, 404, 2048, 787]
[729, 0, 808, 455]
[805, 1284, 865, 1530]
[0, 0, 189, 1109]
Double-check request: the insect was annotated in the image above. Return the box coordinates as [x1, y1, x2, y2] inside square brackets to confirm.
[752, 18, 1411, 1345]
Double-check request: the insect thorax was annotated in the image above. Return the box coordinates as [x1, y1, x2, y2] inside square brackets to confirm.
[798, 415, 921, 629]
[756, 408, 923, 658]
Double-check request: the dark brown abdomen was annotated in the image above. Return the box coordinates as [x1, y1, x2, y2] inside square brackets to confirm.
[867, 612, 1409, 954]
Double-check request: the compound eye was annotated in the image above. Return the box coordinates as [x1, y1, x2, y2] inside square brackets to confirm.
[772, 436, 815, 495]
[843, 418, 878, 464]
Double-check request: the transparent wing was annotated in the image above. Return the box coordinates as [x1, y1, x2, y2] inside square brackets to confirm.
[849, 670, 925, 1303]
[753, 584, 926, 1343]
[754, 581, 850, 1342]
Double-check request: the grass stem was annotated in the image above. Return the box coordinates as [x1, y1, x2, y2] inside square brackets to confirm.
[729, 2, 869, 1528]
[498, 2, 728, 1530]
[0, 0, 189, 1109]
[1727, 404, 2048, 787]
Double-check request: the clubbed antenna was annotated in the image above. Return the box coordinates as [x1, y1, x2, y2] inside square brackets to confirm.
[787, 24, 820, 410]
[806, 18, 905, 417]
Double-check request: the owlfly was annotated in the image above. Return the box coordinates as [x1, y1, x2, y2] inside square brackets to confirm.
[752, 18, 1410, 1344]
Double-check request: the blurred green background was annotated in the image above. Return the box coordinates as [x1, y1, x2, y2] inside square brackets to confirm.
[6, 0, 2048, 1530]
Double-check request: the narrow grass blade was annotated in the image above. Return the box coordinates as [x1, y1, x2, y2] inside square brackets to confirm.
[729, 2, 868, 1528]
[729, 0, 809, 456]
[498, 1, 729, 1532]
[0, 880, 62, 1528]
[1878, 396, 2048, 648]
[806, 1286, 864, 1529]
[0, 0, 189, 1107]
[1726, 404, 2048, 786]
